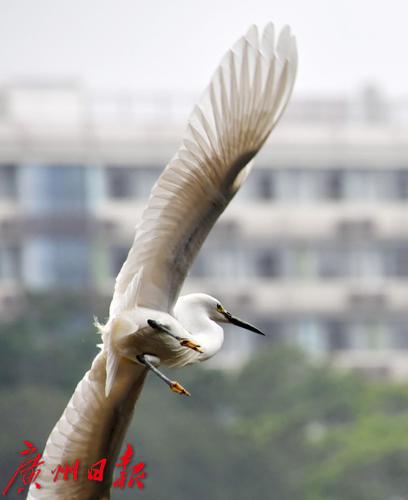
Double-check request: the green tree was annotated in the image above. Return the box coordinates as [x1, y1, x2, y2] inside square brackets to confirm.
[3, 294, 408, 500]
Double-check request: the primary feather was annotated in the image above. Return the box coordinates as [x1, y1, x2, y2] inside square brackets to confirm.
[109, 23, 297, 317]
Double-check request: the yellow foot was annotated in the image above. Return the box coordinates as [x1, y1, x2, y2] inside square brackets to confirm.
[180, 339, 204, 353]
[170, 381, 191, 397]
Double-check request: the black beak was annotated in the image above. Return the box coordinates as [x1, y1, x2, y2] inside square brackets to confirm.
[223, 312, 265, 336]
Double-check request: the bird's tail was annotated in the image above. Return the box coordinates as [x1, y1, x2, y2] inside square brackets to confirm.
[94, 315, 137, 397]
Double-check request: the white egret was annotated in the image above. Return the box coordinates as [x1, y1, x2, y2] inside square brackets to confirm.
[28, 23, 297, 499]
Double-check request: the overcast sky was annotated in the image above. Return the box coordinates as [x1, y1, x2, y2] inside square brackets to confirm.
[0, 0, 407, 99]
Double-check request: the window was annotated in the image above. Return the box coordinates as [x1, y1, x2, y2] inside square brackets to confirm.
[325, 170, 343, 200]
[348, 247, 382, 279]
[294, 319, 327, 355]
[256, 250, 280, 278]
[190, 253, 207, 278]
[107, 167, 134, 198]
[136, 169, 159, 198]
[106, 166, 160, 199]
[256, 171, 275, 200]
[373, 171, 399, 200]
[392, 322, 408, 349]
[386, 245, 408, 278]
[342, 170, 396, 201]
[23, 237, 90, 289]
[348, 321, 389, 350]
[0, 246, 20, 280]
[343, 171, 369, 200]
[111, 246, 129, 276]
[0, 165, 17, 200]
[20, 165, 86, 214]
[396, 171, 408, 200]
[52, 239, 90, 285]
[326, 320, 348, 350]
[231, 168, 408, 203]
[291, 246, 318, 279]
[317, 247, 344, 278]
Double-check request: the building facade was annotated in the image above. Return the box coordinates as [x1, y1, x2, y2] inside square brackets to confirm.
[1, 84, 408, 375]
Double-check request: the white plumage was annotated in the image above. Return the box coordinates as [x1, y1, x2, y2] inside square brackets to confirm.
[28, 23, 297, 499]
[110, 23, 296, 317]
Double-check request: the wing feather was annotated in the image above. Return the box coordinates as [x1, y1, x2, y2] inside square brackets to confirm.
[27, 354, 148, 499]
[109, 23, 297, 317]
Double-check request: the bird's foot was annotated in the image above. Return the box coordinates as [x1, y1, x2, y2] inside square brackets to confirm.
[170, 381, 191, 397]
[180, 339, 204, 353]
[148, 320, 203, 353]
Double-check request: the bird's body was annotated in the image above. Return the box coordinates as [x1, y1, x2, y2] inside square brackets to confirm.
[26, 297, 222, 499]
[27, 23, 297, 499]
[102, 301, 207, 370]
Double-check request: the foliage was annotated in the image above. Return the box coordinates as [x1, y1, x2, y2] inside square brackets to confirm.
[2, 294, 408, 499]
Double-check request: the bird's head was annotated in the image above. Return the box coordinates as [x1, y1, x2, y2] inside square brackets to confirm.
[181, 293, 265, 336]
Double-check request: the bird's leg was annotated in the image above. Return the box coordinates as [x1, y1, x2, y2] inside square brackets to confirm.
[147, 319, 203, 353]
[137, 354, 191, 397]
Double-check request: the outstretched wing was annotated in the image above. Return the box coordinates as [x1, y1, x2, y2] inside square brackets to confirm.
[109, 23, 297, 317]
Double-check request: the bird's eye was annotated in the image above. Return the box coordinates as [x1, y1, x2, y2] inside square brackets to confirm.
[216, 303, 223, 312]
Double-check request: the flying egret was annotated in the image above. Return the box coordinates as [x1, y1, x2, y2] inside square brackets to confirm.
[27, 23, 297, 499]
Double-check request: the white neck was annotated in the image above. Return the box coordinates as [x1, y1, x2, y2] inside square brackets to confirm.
[174, 298, 224, 360]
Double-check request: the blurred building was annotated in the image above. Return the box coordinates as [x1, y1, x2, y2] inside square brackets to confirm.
[1, 82, 408, 377]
